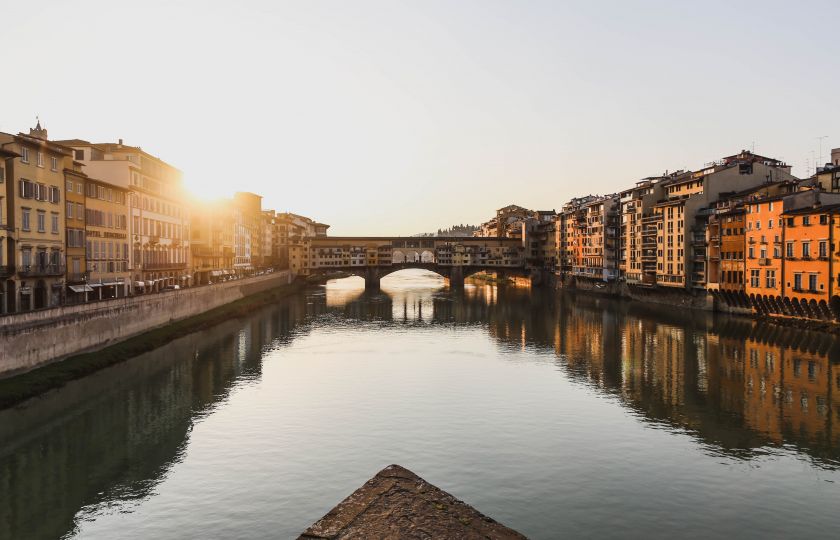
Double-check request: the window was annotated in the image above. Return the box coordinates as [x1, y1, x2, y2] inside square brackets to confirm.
[22, 208, 30, 231]
[36, 152, 44, 167]
[809, 274, 818, 292]
[803, 216, 810, 226]
[51, 213, 59, 234]
[76, 182, 82, 194]
[755, 220, 761, 230]
[20, 147, 30, 163]
[760, 247, 767, 259]
[37, 211, 46, 232]
[786, 242, 794, 258]
[802, 242, 811, 258]
[67, 202, 73, 219]
[0, 166, 4, 182]
[768, 219, 773, 229]
[820, 214, 828, 225]
[819, 241, 828, 258]
[74, 149, 84, 160]
[750, 269, 760, 288]
[51, 156, 58, 171]
[19, 179, 35, 198]
[66, 179, 73, 191]
[766, 270, 776, 289]
[794, 273, 802, 291]
[748, 246, 755, 259]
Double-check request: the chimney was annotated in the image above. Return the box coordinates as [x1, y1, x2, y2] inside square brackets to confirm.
[118, 138, 123, 146]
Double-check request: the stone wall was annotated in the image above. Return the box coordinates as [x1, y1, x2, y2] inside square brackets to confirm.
[0, 271, 293, 378]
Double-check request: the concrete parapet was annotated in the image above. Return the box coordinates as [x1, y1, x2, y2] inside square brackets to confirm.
[0, 271, 292, 377]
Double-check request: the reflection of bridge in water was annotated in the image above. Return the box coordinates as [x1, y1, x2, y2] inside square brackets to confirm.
[300, 236, 538, 289]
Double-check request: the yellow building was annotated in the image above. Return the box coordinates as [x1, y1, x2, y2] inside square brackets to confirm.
[64, 161, 88, 302]
[85, 177, 131, 298]
[56, 139, 190, 292]
[190, 199, 235, 284]
[0, 122, 69, 312]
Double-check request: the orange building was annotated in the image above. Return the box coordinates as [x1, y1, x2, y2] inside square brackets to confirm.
[744, 197, 784, 305]
[780, 204, 839, 319]
[712, 207, 746, 294]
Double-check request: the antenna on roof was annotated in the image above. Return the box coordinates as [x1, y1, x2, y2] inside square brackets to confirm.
[817, 135, 828, 167]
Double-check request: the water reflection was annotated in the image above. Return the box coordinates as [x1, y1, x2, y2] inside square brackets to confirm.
[0, 270, 838, 540]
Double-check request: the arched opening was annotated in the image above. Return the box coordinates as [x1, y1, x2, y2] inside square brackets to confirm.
[830, 295, 840, 321]
[420, 250, 435, 263]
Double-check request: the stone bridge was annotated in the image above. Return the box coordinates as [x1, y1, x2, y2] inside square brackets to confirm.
[299, 236, 536, 289]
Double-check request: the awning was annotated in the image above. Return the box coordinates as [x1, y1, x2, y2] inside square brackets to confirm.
[145, 281, 154, 287]
[210, 270, 223, 277]
[89, 283, 103, 288]
[103, 281, 122, 286]
[134, 281, 145, 287]
[69, 284, 94, 293]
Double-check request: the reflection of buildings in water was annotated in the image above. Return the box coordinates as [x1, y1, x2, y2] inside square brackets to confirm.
[471, 290, 840, 464]
[0, 297, 310, 540]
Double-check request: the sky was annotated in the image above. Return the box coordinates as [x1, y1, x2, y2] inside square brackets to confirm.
[3, 0, 838, 235]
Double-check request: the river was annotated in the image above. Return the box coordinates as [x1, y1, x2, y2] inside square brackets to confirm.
[1, 270, 838, 539]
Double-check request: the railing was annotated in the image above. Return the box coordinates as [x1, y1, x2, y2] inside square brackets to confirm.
[18, 265, 66, 277]
[758, 258, 771, 266]
[143, 262, 187, 270]
[67, 272, 89, 282]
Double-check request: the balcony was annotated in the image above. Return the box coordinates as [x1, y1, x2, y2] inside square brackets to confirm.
[758, 258, 771, 266]
[67, 271, 89, 283]
[19, 264, 66, 277]
[143, 262, 187, 270]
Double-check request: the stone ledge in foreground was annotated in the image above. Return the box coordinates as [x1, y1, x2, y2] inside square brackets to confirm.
[298, 464, 526, 539]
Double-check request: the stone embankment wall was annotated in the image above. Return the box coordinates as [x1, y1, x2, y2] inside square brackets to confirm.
[0, 271, 293, 378]
[553, 275, 714, 311]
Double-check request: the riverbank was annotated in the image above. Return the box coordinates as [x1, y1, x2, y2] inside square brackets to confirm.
[0, 277, 305, 409]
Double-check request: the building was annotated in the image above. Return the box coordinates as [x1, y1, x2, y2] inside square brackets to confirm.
[0, 122, 69, 312]
[64, 161, 89, 303]
[261, 209, 276, 268]
[707, 206, 745, 296]
[654, 151, 796, 289]
[704, 181, 797, 299]
[274, 212, 329, 269]
[569, 195, 620, 281]
[618, 177, 667, 284]
[475, 204, 532, 239]
[743, 189, 840, 313]
[189, 198, 235, 284]
[56, 139, 190, 293]
[84, 177, 131, 299]
[780, 204, 840, 319]
[521, 210, 556, 272]
[232, 192, 262, 275]
[557, 196, 598, 277]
